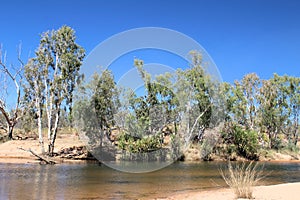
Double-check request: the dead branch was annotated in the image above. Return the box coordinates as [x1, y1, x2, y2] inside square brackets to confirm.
[0, 45, 24, 139]
[18, 147, 56, 164]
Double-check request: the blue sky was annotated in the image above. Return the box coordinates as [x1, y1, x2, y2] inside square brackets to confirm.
[0, 0, 299, 84]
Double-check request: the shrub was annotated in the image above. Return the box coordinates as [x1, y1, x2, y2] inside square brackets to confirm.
[220, 161, 264, 199]
[233, 127, 259, 160]
[116, 132, 161, 153]
[285, 142, 299, 153]
[271, 136, 285, 150]
[222, 124, 259, 160]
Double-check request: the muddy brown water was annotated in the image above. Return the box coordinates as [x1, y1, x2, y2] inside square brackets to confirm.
[0, 161, 300, 199]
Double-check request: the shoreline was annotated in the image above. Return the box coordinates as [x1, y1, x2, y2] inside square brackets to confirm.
[157, 182, 300, 200]
[1, 154, 300, 165]
[0, 134, 299, 165]
[1, 137, 300, 200]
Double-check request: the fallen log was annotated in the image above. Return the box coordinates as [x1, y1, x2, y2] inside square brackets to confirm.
[18, 147, 56, 164]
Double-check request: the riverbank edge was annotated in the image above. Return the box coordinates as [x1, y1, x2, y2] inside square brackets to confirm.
[1, 156, 300, 165]
[156, 182, 300, 200]
[0, 134, 299, 164]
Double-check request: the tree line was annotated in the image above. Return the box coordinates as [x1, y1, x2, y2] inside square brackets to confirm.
[0, 26, 299, 160]
[74, 50, 299, 161]
[220, 72, 299, 159]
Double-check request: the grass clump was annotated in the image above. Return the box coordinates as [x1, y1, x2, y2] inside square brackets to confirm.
[220, 161, 264, 199]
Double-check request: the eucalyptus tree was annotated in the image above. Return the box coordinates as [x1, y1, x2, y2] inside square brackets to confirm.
[182, 51, 214, 141]
[231, 73, 260, 131]
[26, 26, 85, 155]
[258, 74, 289, 148]
[285, 76, 300, 146]
[92, 70, 119, 147]
[23, 58, 46, 153]
[220, 82, 235, 122]
[130, 59, 179, 138]
[220, 74, 261, 158]
[262, 74, 300, 148]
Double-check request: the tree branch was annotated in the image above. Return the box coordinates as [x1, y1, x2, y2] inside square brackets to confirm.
[18, 147, 56, 164]
[0, 45, 24, 138]
[190, 105, 211, 136]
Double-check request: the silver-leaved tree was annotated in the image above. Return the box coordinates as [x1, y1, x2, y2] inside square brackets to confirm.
[24, 26, 85, 155]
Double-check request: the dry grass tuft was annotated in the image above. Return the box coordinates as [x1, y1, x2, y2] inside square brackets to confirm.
[220, 161, 264, 199]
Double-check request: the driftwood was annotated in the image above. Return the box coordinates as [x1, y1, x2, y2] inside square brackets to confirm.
[18, 147, 56, 164]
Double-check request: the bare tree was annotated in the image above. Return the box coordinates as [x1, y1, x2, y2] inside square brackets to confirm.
[0, 45, 24, 139]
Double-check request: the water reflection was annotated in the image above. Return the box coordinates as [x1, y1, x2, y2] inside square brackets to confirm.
[0, 162, 300, 199]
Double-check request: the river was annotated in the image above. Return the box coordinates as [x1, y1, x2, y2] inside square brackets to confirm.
[1, 161, 300, 199]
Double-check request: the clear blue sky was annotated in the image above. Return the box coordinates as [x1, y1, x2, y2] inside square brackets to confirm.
[1, 0, 299, 83]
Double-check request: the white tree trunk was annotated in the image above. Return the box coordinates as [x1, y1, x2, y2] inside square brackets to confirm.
[49, 108, 60, 155]
[44, 79, 53, 141]
[36, 96, 45, 154]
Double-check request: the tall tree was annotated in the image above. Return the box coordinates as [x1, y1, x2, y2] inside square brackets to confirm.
[23, 58, 46, 153]
[92, 70, 119, 147]
[182, 51, 213, 141]
[285, 76, 300, 146]
[28, 26, 85, 155]
[258, 74, 289, 148]
[231, 73, 260, 131]
[131, 59, 178, 137]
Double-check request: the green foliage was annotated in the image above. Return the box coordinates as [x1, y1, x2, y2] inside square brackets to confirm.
[73, 69, 119, 148]
[129, 59, 179, 136]
[271, 136, 284, 150]
[228, 73, 260, 130]
[24, 25, 85, 155]
[285, 142, 299, 153]
[221, 72, 300, 154]
[234, 127, 259, 160]
[183, 51, 213, 139]
[258, 74, 300, 148]
[116, 132, 161, 153]
[92, 70, 119, 129]
[222, 124, 259, 160]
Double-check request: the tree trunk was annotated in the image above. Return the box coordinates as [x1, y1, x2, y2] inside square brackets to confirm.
[294, 133, 298, 146]
[293, 123, 298, 146]
[8, 124, 13, 140]
[47, 112, 52, 140]
[0, 108, 15, 140]
[48, 109, 60, 156]
[37, 104, 45, 154]
[293, 120, 299, 146]
[267, 130, 272, 149]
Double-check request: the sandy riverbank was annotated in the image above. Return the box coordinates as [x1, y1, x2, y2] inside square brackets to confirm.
[157, 182, 300, 200]
[0, 133, 85, 164]
[0, 132, 299, 164]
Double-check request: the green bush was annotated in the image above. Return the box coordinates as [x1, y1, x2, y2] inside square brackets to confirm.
[222, 125, 259, 160]
[285, 142, 299, 153]
[117, 132, 161, 153]
[233, 126, 259, 160]
[271, 136, 285, 150]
